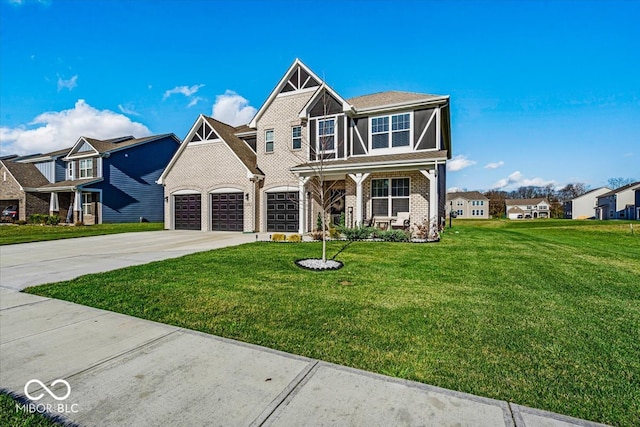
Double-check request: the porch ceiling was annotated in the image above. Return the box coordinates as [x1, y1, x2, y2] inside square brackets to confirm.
[28, 178, 104, 192]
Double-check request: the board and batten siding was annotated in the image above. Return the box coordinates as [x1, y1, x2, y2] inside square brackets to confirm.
[86, 136, 179, 223]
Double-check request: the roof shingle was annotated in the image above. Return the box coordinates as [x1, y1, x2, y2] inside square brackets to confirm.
[1, 160, 51, 188]
[347, 91, 445, 110]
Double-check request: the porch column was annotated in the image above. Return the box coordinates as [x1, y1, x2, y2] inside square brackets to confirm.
[298, 177, 310, 234]
[421, 169, 438, 223]
[49, 192, 59, 215]
[74, 190, 82, 223]
[348, 173, 370, 226]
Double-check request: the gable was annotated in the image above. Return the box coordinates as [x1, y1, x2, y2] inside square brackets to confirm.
[308, 91, 343, 117]
[279, 63, 320, 94]
[67, 137, 99, 158]
[188, 120, 220, 144]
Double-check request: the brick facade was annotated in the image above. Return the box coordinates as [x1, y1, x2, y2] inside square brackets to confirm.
[0, 164, 25, 220]
[255, 91, 315, 231]
[163, 140, 255, 231]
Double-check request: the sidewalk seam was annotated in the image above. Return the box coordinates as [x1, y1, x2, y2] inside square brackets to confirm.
[55, 329, 182, 384]
[249, 360, 320, 427]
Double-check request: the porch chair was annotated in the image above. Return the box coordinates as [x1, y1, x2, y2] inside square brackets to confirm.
[391, 212, 410, 230]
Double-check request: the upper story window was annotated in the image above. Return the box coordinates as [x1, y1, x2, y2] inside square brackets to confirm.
[265, 129, 274, 153]
[68, 162, 74, 180]
[292, 126, 302, 150]
[317, 119, 335, 152]
[371, 113, 411, 151]
[79, 158, 93, 178]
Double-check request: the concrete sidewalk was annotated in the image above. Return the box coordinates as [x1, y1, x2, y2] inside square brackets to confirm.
[0, 288, 608, 427]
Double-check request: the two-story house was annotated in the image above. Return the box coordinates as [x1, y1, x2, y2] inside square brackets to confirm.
[158, 59, 452, 233]
[595, 182, 640, 220]
[562, 187, 611, 219]
[445, 191, 489, 219]
[505, 198, 550, 219]
[0, 134, 179, 224]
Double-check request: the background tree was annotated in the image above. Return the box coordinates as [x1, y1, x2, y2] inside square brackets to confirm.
[483, 190, 507, 218]
[607, 177, 636, 189]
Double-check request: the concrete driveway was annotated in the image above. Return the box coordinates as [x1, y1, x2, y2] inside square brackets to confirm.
[0, 230, 257, 291]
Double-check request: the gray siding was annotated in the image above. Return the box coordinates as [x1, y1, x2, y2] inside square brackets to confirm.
[415, 108, 437, 150]
[35, 161, 55, 183]
[309, 92, 343, 117]
[354, 118, 368, 155]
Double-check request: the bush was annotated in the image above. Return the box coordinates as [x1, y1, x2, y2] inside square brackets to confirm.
[287, 234, 302, 242]
[271, 233, 286, 242]
[29, 213, 46, 224]
[377, 229, 410, 242]
[46, 214, 60, 226]
[74, 221, 85, 227]
[328, 224, 341, 239]
[16, 220, 27, 225]
[341, 226, 374, 241]
[309, 230, 324, 241]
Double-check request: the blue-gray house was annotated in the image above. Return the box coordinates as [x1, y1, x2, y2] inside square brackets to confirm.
[12, 134, 180, 224]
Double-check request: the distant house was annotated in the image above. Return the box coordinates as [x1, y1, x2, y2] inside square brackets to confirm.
[505, 198, 550, 219]
[595, 182, 640, 220]
[446, 191, 489, 219]
[635, 187, 640, 220]
[563, 187, 611, 219]
[0, 134, 180, 224]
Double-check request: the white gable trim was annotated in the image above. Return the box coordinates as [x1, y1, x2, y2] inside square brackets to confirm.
[66, 137, 99, 159]
[157, 115, 206, 184]
[298, 83, 352, 119]
[249, 58, 325, 128]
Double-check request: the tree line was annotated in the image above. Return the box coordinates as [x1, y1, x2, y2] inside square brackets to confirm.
[483, 177, 636, 218]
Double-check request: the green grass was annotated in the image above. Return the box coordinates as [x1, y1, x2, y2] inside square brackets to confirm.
[0, 392, 64, 426]
[0, 223, 163, 245]
[26, 220, 640, 426]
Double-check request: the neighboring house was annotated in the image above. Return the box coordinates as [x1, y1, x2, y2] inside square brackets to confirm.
[158, 58, 452, 233]
[563, 187, 611, 219]
[1, 158, 52, 222]
[636, 187, 640, 220]
[0, 134, 180, 224]
[595, 182, 640, 220]
[505, 198, 550, 219]
[446, 191, 489, 219]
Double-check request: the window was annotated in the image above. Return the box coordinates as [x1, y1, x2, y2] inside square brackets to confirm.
[317, 119, 335, 152]
[371, 178, 409, 216]
[457, 201, 463, 206]
[82, 193, 94, 215]
[68, 162, 74, 180]
[265, 129, 274, 153]
[292, 126, 302, 150]
[456, 209, 463, 216]
[79, 159, 93, 178]
[371, 113, 411, 150]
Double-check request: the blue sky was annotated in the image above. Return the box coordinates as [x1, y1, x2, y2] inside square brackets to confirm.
[1, 0, 638, 192]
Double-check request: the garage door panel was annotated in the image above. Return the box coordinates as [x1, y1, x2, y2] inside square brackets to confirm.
[211, 192, 243, 232]
[267, 192, 298, 232]
[174, 194, 201, 230]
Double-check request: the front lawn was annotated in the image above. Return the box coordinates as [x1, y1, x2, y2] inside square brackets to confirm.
[0, 222, 163, 245]
[26, 220, 640, 426]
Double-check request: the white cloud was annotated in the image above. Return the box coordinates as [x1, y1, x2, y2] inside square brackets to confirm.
[447, 186, 465, 193]
[162, 84, 205, 100]
[57, 75, 78, 91]
[187, 96, 203, 108]
[491, 170, 555, 190]
[211, 90, 257, 126]
[118, 104, 140, 116]
[0, 99, 151, 156]
[485, 160, 504, 169]
[447, 154, 476, 172]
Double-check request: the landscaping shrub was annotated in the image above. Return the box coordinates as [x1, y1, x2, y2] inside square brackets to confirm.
[74, 221, 85, 227]
[271, 233, 286, 242]
[46, 214, 60, 226]
[287, 234, 302, 242]
[341, 226, 374, 240]
[16, 220, 27, 225]
[29, 213, 45, 224]
[378, 229, 410, 242]
[309, 230, 324, 241]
